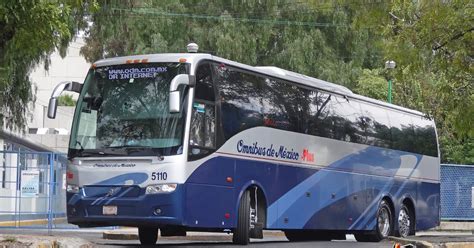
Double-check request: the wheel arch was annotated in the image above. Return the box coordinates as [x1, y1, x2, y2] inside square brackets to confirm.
[235, 181, 268, 228]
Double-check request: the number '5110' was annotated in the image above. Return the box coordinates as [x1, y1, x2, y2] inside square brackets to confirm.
[151, 172, 168, 180]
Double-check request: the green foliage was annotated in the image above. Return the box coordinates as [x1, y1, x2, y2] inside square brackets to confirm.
[380, 0, 474, 163]
[0, 0, 97, 132]
[79, 0, 473, 163]
[354, 69, 388, 101]
[57, 94, 76, 106]
[441, 136, 474, 165]
[80, 0, 384, 89]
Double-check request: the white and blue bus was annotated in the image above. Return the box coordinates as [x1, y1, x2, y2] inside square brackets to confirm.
[48, 45, 440, 245]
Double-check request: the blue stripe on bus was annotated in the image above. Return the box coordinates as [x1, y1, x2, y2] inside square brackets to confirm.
[185, 145, 439, 231]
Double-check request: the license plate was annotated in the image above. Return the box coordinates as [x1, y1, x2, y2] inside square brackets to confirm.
[103, 206, 117, 215]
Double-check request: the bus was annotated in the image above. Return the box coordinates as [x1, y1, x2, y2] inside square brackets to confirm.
[48, 44, 440, 245]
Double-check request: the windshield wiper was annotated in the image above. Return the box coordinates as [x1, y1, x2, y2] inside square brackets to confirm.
[106, 145, 163, 158]
[107, 145, 152, 148]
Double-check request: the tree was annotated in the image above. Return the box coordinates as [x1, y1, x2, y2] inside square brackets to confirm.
[0, 0, 96, 131]
[58, 94, 76, 106]
[80, 0, 383, 89]
[381, 0, 473, 162]
[80, 0, 473, 163]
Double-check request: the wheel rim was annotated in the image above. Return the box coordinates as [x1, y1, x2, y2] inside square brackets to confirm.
[250, 205, 256, 230]
[398, 208, 411, 237]
[378, 207, 391, 237]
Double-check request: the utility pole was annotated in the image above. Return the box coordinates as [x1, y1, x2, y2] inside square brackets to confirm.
[385, 60, 396, 103]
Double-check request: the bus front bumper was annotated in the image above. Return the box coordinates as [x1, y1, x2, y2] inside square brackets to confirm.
[66, 184, 184, 227]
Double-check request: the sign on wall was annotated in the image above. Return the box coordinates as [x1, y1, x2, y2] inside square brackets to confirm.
[21, 170, 40, 197]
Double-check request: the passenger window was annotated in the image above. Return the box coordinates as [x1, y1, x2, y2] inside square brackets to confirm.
[412, 115, 438, 157]
[307, 91, 333, 138]
[330, 96, 365, 143]
[358, 102, 392, 148]
[216, 65, 264, 140]
[389, 111, 416, 153]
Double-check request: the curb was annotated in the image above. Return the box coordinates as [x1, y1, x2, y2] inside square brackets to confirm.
[389, 236, 474, 248]
[103, 230, 286, 241]
[389, 236, 434, 248]
[0, 218, 67, 227]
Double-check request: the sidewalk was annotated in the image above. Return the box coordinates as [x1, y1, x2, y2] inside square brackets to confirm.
[0, 234, 93, 248]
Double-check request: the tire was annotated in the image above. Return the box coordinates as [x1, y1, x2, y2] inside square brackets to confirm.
[355, 200, 393, 242]
[233, 190, 251, 245]
[138, 227, 158, 245]
[396, 204, 415, 238]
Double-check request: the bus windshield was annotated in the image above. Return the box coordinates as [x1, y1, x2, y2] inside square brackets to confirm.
[69, 62, 187, 158]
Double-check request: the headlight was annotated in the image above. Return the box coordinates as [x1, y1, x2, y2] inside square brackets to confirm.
[67, 184, 80, 193]
[146, 184, 177, 194]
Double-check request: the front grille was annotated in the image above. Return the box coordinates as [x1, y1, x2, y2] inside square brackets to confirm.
[83, 185, 141, 198]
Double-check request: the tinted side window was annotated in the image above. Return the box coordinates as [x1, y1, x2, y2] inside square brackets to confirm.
[307, 91, 333, 138]
[412, 115, 438, 157]
[215, 65, 264, 140]
[194, 63, 215, 101]
[261, 79, 315, 133]
[359, 102, 392, 148]
[388, 111, 416, 153]
[330, 97, 365, 143]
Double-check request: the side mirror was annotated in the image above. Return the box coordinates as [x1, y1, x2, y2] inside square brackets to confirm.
[169, 74, 195, 113]
[48, 81, 83, 119]
[48, 98, 59, 119]
[169, 91, 181, 113]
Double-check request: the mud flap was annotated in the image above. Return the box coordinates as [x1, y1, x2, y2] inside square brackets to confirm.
[249, 222, 264, 239]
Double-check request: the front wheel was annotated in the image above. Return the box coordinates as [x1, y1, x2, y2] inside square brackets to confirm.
[355, 200, 393, 242]
[233, 190, 251, 245]
[138, 227, 158, 245]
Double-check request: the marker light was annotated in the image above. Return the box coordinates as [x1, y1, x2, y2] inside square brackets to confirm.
[179, 58, 187, 63]
[67, 171, 74, 179]
[66, 184, 80, 193]
[146, 184, 177, 194]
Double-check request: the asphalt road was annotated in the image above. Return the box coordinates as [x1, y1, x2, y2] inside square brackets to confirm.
[0, 229, 393, 247]
[95, 238, 393, 248]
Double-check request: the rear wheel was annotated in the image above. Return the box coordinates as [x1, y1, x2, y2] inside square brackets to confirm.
[397, 204, 415, 237]
[138, 227, 158, 245]
[355, 200, 393, 242]
[233, 190, 251, 245]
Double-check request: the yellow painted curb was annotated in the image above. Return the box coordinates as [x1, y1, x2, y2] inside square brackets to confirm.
[0, 217, 67, 227]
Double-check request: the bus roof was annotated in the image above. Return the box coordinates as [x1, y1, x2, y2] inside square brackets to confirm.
[93, 53, 425, 117]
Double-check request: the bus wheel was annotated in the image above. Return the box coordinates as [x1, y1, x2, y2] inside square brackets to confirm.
[397, 204, 414, 238]
[138, 227, 158, 245]
[233, 190, 251, 245]
[355, 200, 393, 242]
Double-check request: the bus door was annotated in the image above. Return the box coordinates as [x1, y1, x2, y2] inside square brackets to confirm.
[185, 62, 235, 228]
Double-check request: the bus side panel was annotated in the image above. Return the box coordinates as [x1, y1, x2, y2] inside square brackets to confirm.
[184, 156, 316, 229]
[416, 181, 440, 230]
[185, 156, 236, 228]
[185, 183, 235, 228]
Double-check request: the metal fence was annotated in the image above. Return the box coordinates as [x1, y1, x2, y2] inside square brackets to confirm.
[441, 164, 474, 221]
[0, 150, 67, 232]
